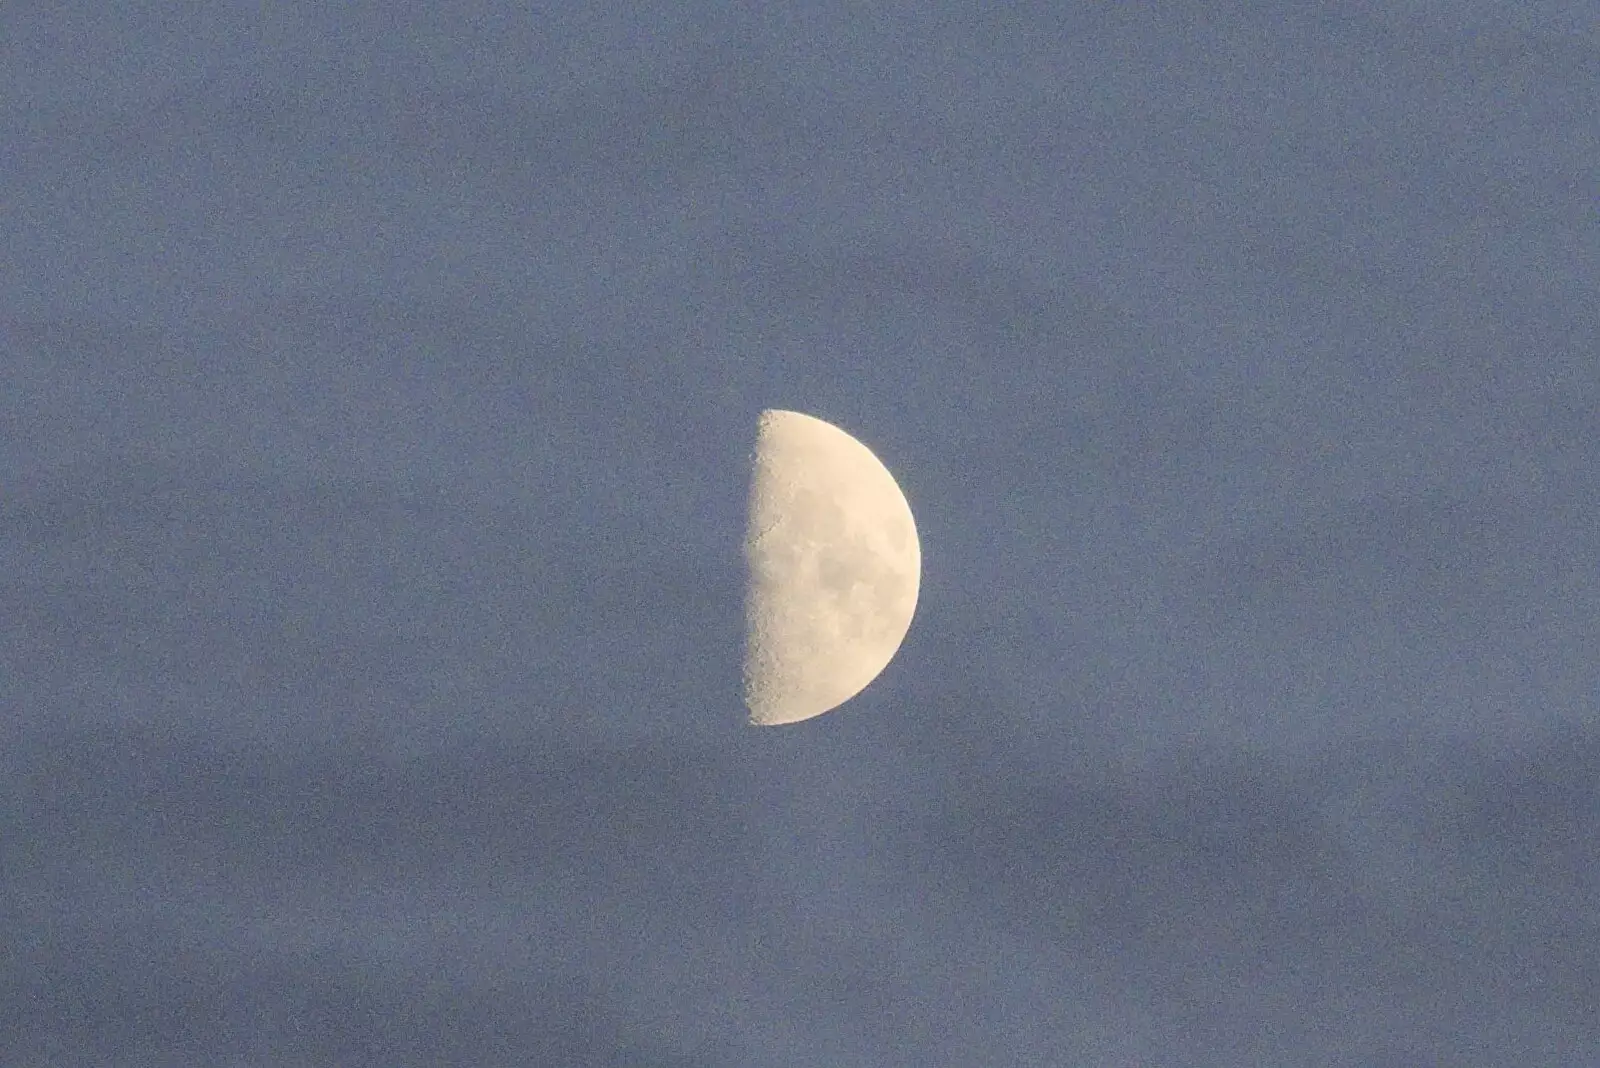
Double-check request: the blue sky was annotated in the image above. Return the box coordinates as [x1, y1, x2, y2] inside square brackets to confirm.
[3, 3, 1597, 1064]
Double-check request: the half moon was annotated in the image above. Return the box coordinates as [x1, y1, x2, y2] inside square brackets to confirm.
[743, 409, 921, 726]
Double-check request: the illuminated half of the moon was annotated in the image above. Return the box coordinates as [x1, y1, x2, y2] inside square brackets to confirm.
[743, 409, 921, 726]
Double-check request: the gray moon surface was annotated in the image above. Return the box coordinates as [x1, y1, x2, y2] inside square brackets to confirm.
[742, 409, 922, 726]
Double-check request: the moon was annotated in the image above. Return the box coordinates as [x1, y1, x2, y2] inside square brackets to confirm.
[742, 409, 921, 726]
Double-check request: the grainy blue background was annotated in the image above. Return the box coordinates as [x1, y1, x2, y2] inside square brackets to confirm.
[4, 3, 1597, 1065]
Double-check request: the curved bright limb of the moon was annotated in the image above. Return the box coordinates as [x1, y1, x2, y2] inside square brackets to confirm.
[742, 409, 921, 726]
